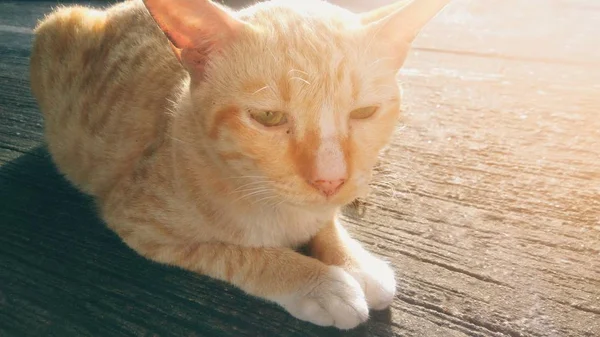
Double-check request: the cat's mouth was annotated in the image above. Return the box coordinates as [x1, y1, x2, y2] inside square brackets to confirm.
[232, 173, 369, 209]
[285, 180, 367, 209]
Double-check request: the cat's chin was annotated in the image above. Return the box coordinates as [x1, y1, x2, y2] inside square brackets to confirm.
[310, 184, 369, 209]
[278, 199, 341, 211]
[280, 192, 363, 211]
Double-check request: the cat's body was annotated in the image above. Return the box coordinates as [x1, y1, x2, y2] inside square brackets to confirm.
[30, 0, 449, 329]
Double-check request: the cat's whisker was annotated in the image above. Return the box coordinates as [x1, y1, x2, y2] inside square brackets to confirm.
[289, 76, 311, 85]
[224, 176, 272, 192]
[228, 180, 269, 189]
[222, 176, 270, 186]
[228, 177, 269, 184]
[226, 177, 266, 180]
[230, 183, 272, 195]
[232, 188, 275, 204]
[287, 69, 308, 77]
[225, 175, 269, 179]
[253, 195, 280, 207]
[252, 86, 271, 95]
[232, 192, 270, 205]
[230, 184, 266, 194]
[222, 177, 274, 195]
[264, 197, 286, 210]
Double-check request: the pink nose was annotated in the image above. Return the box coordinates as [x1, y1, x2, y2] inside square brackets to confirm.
[310, 179, 346, 197]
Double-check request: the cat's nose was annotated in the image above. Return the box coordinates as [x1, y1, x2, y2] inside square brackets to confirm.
[310, 178, 346, 197]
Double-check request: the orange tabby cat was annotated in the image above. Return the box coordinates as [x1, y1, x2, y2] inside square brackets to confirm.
[30, 0, 449, 329]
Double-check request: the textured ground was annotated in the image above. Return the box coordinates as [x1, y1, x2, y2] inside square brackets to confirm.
[1, 0, 599, 336]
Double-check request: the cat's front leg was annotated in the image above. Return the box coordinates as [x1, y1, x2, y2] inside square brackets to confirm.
[309, 220, 396, 310]
[117, 231, 369, 329]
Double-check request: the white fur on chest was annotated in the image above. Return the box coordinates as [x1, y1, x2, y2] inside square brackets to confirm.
[180, 200, 335, 248]
[169, 176, 335, 248]
[234, 206, 333, 248]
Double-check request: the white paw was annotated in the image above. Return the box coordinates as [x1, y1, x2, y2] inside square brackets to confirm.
[275, 266, 369, 330]
[347, 257, 396, 310]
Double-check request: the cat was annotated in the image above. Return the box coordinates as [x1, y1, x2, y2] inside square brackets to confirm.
[29, 0, 449, 329]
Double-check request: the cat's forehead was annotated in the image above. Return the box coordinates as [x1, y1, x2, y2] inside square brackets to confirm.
[230, 42, 395, 116]
[240, 0, 357, 22]
[220, 1, 398, 113]
[239, 0, 360, 42]
[231, 1, 371, 76]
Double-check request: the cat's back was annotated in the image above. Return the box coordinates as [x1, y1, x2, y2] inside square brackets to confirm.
[30, 0, 186, 196]
[30, 0, 175, 113]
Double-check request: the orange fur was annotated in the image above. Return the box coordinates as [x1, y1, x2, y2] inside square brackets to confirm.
[30, 0, 449, 329]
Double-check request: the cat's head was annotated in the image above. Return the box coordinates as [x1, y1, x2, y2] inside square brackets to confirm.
[145, 0, 449, 208]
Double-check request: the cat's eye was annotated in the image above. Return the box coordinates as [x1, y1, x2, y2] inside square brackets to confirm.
[349, 106, 378, 120]
[250, 110, 288, 127]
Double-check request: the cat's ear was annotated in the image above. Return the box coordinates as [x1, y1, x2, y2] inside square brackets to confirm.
[360, 0, 450, 66]
[143, 0, 249, 74]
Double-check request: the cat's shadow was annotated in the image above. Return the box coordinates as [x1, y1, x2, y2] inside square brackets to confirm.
[0, 146, 395, 337]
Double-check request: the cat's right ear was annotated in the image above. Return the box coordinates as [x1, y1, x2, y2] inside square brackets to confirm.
[360, 0, 450, 68]
[143, 0, 248, 75]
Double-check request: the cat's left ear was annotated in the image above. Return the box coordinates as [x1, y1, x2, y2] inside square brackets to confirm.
[360, 0, 451, 67]
[143, 0, 251, 75]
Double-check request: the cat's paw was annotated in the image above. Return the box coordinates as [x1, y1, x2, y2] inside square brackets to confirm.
[276, 266, 369, 330]
[347, 257, 396, 310]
